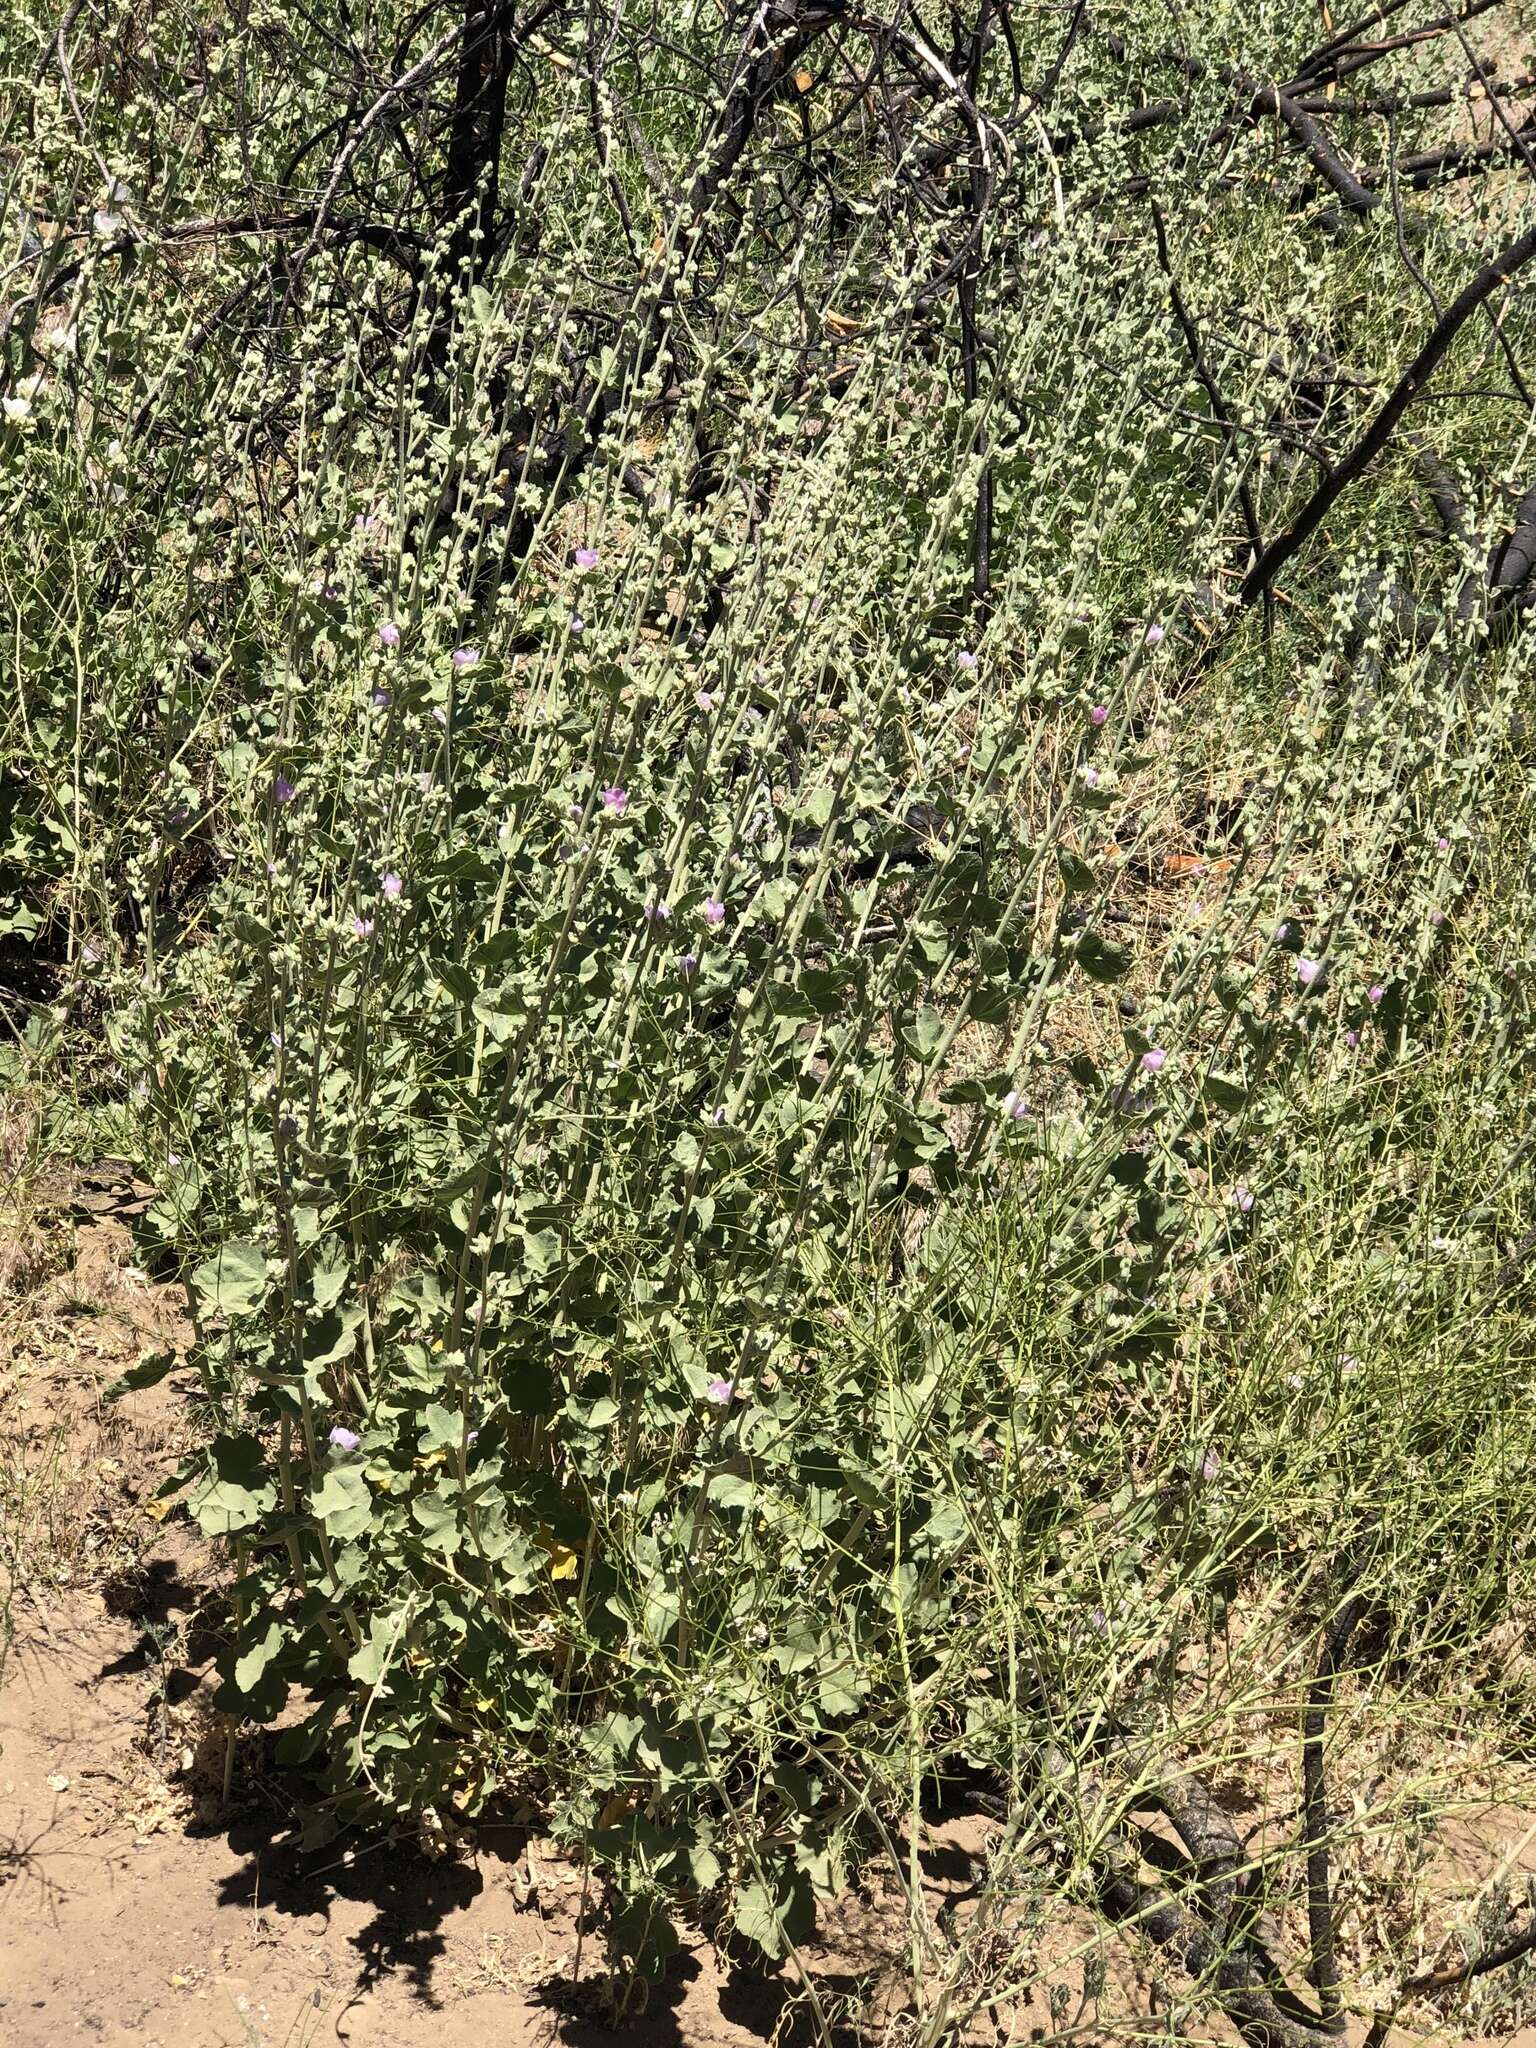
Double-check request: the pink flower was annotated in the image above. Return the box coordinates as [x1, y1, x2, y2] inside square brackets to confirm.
[1232, 1185, 1254, 1213]
[377, 621, 400, 649]
[1089, 704, 1108, 726]
[703, 896, 726, 927]
[381, 871, 403, 900]
[1080, 766, 1100, 788]
[1001, 1089, 1028, 1120]
[1367, 983, 1385, 1004]
[273, 774, 296, 805]
[956, 649, 978, 670]
[431, 706, 447, 726]
[705, 1378, 735, 1405]
[643, 899, 671, 922]
[696, 690, 715, 712]
[680, 952, 698, 978]
[1344, 1028, 1360, 1048]
[601, 785, 627, 814]
[574, 546, 598, 570]
[352, 916, 374, 937]
[1435, 835, 1449, 851]
[1140, 1047, 1166, 1073]
[451, 646, 478, 671]
[569, 613, 585, 634]
[1429, 908, 1445, 927]
[1296, 957, 1323, 986]
[328, 1425, 360, 1452]
[1200, 1445, 1220, 1482]
[1144, 622, 1165, 647]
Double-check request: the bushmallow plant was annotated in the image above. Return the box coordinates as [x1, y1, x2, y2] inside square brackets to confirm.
[22, 24, 1530, 1976]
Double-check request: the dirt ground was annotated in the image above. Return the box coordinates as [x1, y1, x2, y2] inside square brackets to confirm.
[3, 1190, 1536, 2048]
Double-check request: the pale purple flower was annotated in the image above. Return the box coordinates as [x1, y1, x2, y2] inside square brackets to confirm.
[451, 646, 479, 671]
[705, 1378, 735, 1405]
[328, 1425, 361, 1452]
[1089, 704, 1108, 726]
[703, 896, 726, 927]
[1429, 907, 1446, 927]
[1436, 836, 1449, 851]
[1232, 1185, 1254, 1213]
[680, 952, 698, 978]
[1338, 1353, 1361, 1378]
[696, 690, 715, 712]
[1088, 1605, 1108, 1634]
[1275, 921, 1291, 942]
[1001, 1089, 1028, 1120]
[601, 785, 627, 814]
[1141, 1047, 1166, 1073]
[1144, 622, 1165, 647]
[381, 871, 403, 900]
[377, 621, 400, 649]
[1367, 983, 1385, 1004]
[956, 649, 978, 670]
[643, 899, 671, 923]
[569, 613, 585, 634]
[568, 802, 584, 822]
[1080, 766, 1100, 788]
[1200, 1445, 1221, 1482]
[1344, 1028, 1360, 1048]
[273, 774, 296, 805]
[1296, 956, 1324, 986]
[352, 916, 374, 938]
[574, 546, 598, 571]
[371, 686, 391, 708]
[431, 706, 448, 727]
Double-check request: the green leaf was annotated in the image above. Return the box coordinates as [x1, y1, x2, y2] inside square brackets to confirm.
[348, 1616, 398, 1687]
[732, 1871, 813, 1959]
[906, 1005, 945, 1059]
[412, 1492, 462, 1555]
[105, 1348, 178, 1399]
[816, 1670, 865, 1718]
[419, 1401, 464, 1451]
[189, 1434, 275, 1536]
[1057, 849, 1096, 893]
[310, 1463, 372, 1538]
[233, 1614, 285, 1695]
[305, 1304, 362, 1370]
[1075, 930, 1130, 982]
[191, 1239, 269, 1319]
[472, 984, 530, 1043]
